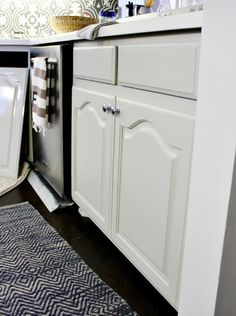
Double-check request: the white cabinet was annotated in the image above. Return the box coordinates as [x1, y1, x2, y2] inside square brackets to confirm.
[72, 33, 199, 308]
[112, 96, 194, 304]
[72, 87, 115, 233]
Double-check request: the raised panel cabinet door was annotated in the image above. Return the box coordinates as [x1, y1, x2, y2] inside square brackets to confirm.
[0, 68, 28, 178]
[111, 96, 195, 307]
[72, 86, 115, 233]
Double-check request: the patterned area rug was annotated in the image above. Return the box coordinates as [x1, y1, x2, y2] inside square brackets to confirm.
[0, 202, 138, 316]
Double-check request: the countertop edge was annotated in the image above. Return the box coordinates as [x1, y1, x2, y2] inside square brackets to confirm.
[0, 11, 203, 46]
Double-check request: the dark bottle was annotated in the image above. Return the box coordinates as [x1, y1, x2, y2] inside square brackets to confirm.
[126, 1, 134, 17]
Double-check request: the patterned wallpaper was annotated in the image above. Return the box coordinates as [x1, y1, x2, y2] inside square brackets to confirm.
[0, 0, 117, 39]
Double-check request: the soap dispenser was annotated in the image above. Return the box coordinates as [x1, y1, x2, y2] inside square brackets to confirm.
[126, 1, 135, 17]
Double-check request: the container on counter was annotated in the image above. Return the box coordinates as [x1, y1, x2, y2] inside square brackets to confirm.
[99, 10, 117, 23]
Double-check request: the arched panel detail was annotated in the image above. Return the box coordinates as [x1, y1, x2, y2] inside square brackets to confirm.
[117, 121, 180, 272]
[77, 103, 106, 130]
[79, 101, 91, 110]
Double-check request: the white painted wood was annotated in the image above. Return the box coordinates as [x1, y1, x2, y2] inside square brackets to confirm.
[72, 31, 198, 309]
[0, 12, 202, 46]
[118, 43, 199, 99]
[75, 78, 196, 116]
[71, 86, 115, 233]
[178, 1, 236, 316]
[0, 68, 28, 179]
[0, 79, 15, 166]
[74, 32, 201, 52]
[73, 46, 117, 84]
[111, 96, 194, 307]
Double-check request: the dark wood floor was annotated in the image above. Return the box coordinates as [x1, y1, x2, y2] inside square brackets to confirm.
[0, 180, 178, 316]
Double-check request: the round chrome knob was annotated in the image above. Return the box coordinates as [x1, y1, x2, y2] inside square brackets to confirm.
[111, 106, 116, 115]
[111, 106, 120, 116]
[116, 106, 120, 115]
[102, 104, 107, 112]
[103, 104, 112, 113]
[106, 105, 112, 113]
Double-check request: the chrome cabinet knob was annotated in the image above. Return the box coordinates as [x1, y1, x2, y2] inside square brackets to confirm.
[115, 106, 120, 115]
[102, 104, 112, 113]
[102, 104, 107, 112]
[106, 105, 112, 113]
[111, 106, 120, 116]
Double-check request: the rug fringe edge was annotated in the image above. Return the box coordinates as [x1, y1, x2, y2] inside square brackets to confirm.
[0, 201, 30, 210]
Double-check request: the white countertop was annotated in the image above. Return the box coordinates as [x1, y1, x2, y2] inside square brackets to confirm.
[0, 10, 202, 46]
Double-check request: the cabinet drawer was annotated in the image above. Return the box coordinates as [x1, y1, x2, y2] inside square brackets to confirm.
[73, 46, 117, 84]
[118, 43, 199, 99]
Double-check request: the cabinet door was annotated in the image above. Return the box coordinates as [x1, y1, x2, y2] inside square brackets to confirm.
[0, 68, 28, 178]
[112, 96, 194, 307]
[72, 86, 115, 233]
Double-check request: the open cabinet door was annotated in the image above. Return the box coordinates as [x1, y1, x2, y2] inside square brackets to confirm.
[0, 68, 28, 179]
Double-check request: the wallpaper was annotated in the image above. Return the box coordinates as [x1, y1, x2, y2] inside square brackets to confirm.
[0, 0, 117, 39]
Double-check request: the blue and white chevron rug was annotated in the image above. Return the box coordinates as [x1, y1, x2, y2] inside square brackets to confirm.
[0, 202, 138, 316]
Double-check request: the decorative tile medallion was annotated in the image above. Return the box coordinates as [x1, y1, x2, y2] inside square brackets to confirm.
[0, 0, 117, 39]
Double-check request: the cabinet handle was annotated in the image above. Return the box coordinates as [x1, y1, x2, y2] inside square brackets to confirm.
[102, 104, 112, 113]
[111, 106, 120, 116]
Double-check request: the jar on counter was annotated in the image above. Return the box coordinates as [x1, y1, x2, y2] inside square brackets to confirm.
[187, 0, 203, 11]
[99, 10, 117, 23]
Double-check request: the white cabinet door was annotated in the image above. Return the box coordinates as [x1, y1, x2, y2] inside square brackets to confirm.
[111, 96, 195, 307]
[72, 86, 115, 233]
[0, 68, 28, 179]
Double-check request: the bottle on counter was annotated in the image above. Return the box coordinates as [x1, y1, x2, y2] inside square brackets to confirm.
[187, 0, 203, 11]
[138, 0, 155, 14]
[125, 1, 135, 17]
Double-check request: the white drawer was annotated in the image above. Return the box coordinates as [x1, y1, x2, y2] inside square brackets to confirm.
[118, 43, 199, 99]
[73, 46, 117, 84]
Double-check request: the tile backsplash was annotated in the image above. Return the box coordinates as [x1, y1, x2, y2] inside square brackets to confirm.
[0, 0, 117, 39]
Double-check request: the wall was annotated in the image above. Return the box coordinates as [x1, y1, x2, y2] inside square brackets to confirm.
[178, 0, 236, 315]
[0, 0, 117, 39]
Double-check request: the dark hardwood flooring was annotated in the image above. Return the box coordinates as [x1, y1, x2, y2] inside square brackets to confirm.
[0, 180, 178, 316]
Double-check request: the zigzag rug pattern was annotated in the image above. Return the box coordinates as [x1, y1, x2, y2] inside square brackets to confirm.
[0, 203, 138, 315]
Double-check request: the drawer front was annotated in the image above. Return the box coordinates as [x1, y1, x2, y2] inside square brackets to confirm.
[118, 43, 199, 99]
[73, 46, 117, 84]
